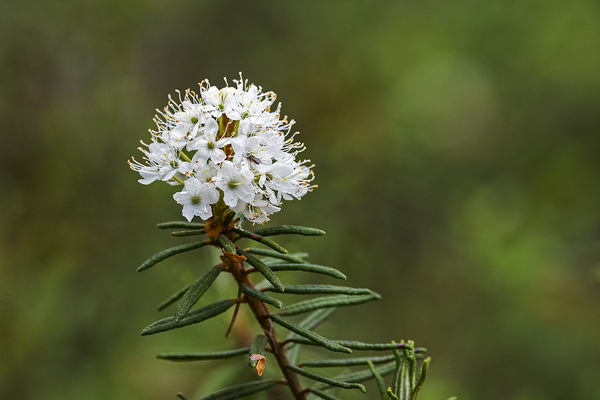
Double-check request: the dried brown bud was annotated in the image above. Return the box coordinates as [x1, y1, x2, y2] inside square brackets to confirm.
[249, 354, 266, 376]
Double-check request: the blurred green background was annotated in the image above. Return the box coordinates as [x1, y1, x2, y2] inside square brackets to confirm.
[2, 1, 600, 399]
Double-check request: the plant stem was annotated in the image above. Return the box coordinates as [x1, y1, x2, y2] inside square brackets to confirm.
[228, 255, 306, 400]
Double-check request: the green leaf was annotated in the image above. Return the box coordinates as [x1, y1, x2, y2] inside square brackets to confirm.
[240, 285, 283, 309]
[245, 248, 306, 263]
[175, 265, 223, 322]
[286, 308, 338, 365]
[307, 388, 344, 400]
[288, 338, 411, 351]
[267, 285, 370, 295]
[299, 354, 396, 368]
[157, 221, 204, 229]
[268, 314, 351, 354]
[279, 293, 381, 316]
[368, 360, 388, 400]
[252, 279, 272, 291]
[285, 307, 338, 341]
[387, 388, 399, 400]
[335, 340, 410, 351]
[412, 357, 430, 400]
[171, 229, 206, 237]
[157, 283, 192, 311]
[141, 300, 235, 336]
[194, 380, 279, 400]
[398, 342, 417, 400]
[392, 348, 402, 396]
[287, 365, 366, 392]
[137, 241, 210, 272]
[261, 252, 309, 266]
[217, 234, 236, 254]
[314, 361, 397, 390]
[223, 211, 235, 226]
[267, 264, 346, 280]
[234, 228, 288, 254]
[157, 348, 249, 361]
[236, 248, 284, 292]
[251, 225, 326, 236]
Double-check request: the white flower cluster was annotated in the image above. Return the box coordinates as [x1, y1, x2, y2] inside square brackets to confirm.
[129, 76, 315, 224]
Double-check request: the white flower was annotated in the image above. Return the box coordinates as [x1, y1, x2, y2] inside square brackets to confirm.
[202, 86, 236, 117]
[233, 195, 281, 224]
[173, 178, 220, 221]
[131, 74, 315, 223]
[215, 161, 256, 207]
[187, 118, 229, 163]
[230, 136, 266, 168]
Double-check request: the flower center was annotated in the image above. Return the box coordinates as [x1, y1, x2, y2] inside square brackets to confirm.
[191, 117, 198, 124]
[191, 196, 200, 204]
[207, 141, 214, 149]
[228, 181, 238, 189]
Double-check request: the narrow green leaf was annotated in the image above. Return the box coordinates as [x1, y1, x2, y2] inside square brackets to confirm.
[253, 279, 272, 291]
[267, 264, 346, 280]
[171, 229, 206, 237]
[157, 221, 204, 229]
[314, 361, 397, 390]
[223, 211, 235, 226]
[288, 338, 411, 351]
[268, 314, 351, 354]
[286, 308, 338, 365]
[245, 248, 306, 263]
[412, 358, 430, 400]
[157, 283, 192, 311]
[287, 365, 365, 392]
[299, 354, 396, 368]
[368, 360, 388, 400]
[175, 265, 223, 322]
[251, 225, 326, 236]
[286, 307, 338, 341]
[141, 300, 235, 336]
[137, 241, 209, 272]
[157, 348, 249, 361]
[269, 284, 371, 295]
[399, 343, 417, 400]
[307, 388, 344, 400]
[328, 340, 410, 351]
[261, 252, 309, 266]
[240, 285, 283, 309]
[236, 248, 284, 292]
[279, 293, 381, 316]
[234, 229, 288, 254]
[392, 348, 402, 396]
[217, 234, 236, 253]
[195, 380, 278, 400]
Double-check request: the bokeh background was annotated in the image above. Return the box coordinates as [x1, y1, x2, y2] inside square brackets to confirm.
[2, 1, 600, 399]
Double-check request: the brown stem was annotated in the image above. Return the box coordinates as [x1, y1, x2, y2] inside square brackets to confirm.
[227, 256, 306, 400]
